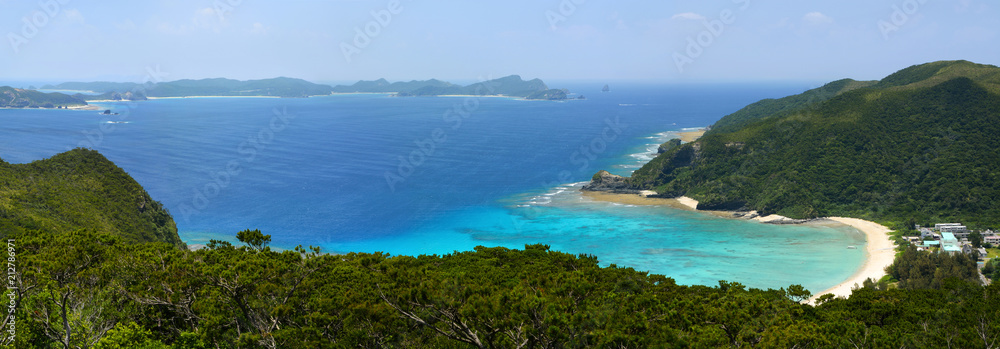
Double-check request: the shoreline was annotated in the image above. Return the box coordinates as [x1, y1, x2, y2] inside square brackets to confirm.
[147, 95, 283, 99]
[809, 217, 895, 302]
[2, 105, 101, 111]
[70, 105, 102, 110]
[330, 92, 564, 101]
[582, 190, 895, 304]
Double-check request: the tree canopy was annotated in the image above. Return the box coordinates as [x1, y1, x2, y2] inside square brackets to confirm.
[4, 228, 999, 348]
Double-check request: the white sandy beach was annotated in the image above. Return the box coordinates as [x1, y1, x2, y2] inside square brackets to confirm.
[808, 217, 895, 302]
[585, 192, 896, 303]
[584, 127, 898, 303]
[675, 196, 699, 210]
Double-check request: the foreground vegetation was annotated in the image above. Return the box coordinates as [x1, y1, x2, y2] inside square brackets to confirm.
[2, 228, 999, 348]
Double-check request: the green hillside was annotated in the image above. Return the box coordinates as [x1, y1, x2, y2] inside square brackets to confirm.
[625, 60, 1000, 226]
[0, 149, 183, 247]
[707, 78, 877, 134]
[0, 86, 89, 108]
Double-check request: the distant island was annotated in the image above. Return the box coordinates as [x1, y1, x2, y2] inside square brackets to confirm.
[42, 77, 333, 99]
[3, 75, 576, 108]
[333, 75, 576, 100]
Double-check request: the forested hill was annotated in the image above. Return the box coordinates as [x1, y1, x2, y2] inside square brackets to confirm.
[0, 86, 89, 108]
[623, 60, 1000, 226]
[0, 149, 183, 247]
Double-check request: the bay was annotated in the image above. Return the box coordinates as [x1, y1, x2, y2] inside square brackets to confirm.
[0, 82, 865, 292]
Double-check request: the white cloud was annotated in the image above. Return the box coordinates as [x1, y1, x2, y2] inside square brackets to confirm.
[193, 7, 221, 28]
[154, 8, 231, 35]
[955, 0, 972, 12]
[609, 11, 628, 30]
[63, 9, 86, 25]
[557, 25, 602, 41]
[671, 12, 706, 21]
[803, 12, 833, 25]
[115, 19, 137, 31]
[251, 22, 268, 34]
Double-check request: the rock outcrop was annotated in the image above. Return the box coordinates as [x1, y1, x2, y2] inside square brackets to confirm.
[581, 170, 639, 194]
[657, 139, 682, 154]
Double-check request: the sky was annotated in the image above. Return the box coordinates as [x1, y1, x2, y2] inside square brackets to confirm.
[1, 0, 997, 85]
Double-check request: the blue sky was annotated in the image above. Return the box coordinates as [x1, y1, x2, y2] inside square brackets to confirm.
[1, 0, 997, 84]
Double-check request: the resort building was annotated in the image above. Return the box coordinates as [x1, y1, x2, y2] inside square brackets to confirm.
[943, 245, 963, 254]
[984, 235, 1000, 246]
[941, 232, 962, 254]
[920, 229, 940, 241]
[921, 240, 941, 250]
[935, 223, 968, 233]
[962, 245, 988, 260]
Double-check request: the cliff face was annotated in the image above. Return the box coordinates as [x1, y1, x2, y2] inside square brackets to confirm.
[657, 139, 682, 154]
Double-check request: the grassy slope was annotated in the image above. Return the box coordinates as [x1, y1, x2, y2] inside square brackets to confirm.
[0, 149, 183, 247]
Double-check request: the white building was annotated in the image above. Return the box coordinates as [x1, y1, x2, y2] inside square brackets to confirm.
[935, 223, 968, 233]
[984, 235, 1000, 246]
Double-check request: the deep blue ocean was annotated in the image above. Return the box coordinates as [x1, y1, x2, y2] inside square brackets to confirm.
[0, 83, 865, 292]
